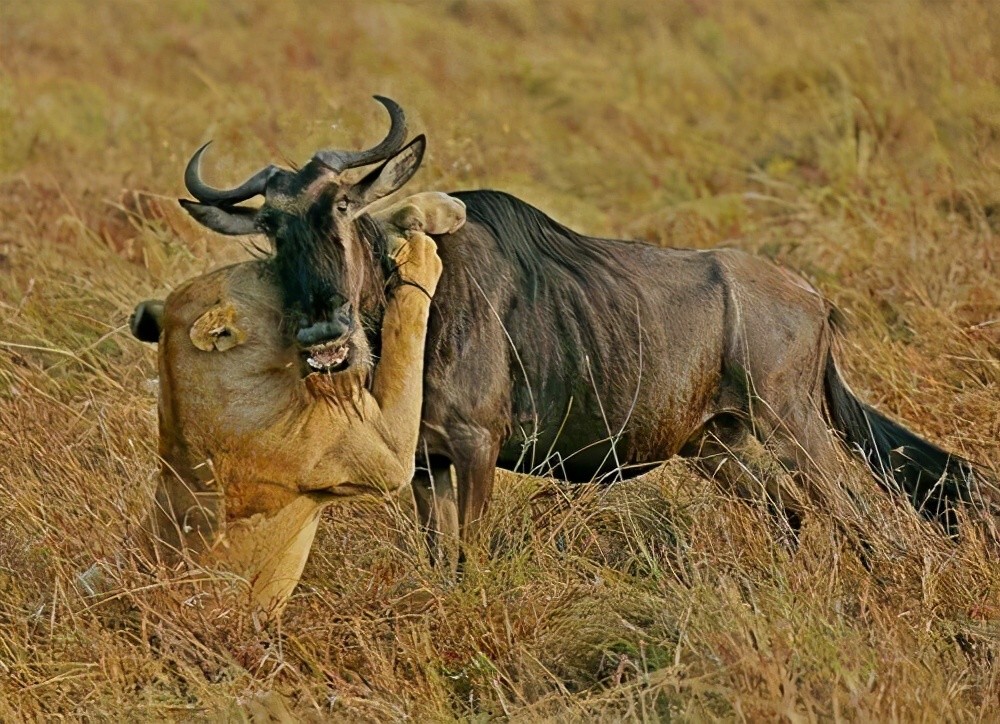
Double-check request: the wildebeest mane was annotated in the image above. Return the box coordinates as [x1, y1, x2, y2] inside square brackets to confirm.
[354, 211, 393, 295]
[355, 212, 395, 351]
[454, 190, 640, 301]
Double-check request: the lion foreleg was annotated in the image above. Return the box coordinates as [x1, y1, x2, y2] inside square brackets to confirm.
[369, 232, 442, 465]
[294, 233, 442, 495]
[371, 191, 466, 237]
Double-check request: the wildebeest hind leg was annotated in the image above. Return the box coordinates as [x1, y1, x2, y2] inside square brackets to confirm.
[412, 454, 459, 569]
[681, 413, 807, 538]
[759, 404, 877, 563]
[758, 404, 862, 522]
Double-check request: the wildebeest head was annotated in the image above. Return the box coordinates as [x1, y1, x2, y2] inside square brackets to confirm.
[180, 96, 425, 375]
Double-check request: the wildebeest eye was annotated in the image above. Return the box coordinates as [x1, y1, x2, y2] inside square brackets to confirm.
[335, 198, 351, 213]
[256, 215, 277, 236]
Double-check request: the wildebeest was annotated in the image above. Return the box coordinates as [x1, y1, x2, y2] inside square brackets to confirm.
[180, 96, 994, 550]
[127, 194, 458, 613]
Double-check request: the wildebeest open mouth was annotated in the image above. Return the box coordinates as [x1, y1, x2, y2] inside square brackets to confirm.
[305, 341, 352, 373]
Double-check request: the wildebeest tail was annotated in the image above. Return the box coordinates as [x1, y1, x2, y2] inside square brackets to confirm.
[823, 352, 979, 531]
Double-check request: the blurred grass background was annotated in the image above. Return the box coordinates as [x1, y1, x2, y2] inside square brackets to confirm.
[1, 0, 999, 719]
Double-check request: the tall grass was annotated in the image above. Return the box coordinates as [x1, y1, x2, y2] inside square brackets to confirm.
[1, 0, 998, 718]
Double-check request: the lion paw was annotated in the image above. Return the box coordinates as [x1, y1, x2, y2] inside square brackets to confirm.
[391, 232, 443, 296]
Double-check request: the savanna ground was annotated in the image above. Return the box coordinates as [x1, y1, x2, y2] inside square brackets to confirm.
[1, 0, 999, 720]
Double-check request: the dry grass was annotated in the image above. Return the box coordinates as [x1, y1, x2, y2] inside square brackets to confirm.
[2, 0, 999, 719]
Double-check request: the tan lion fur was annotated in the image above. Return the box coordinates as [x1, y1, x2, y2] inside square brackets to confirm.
[136, 194, 459, 615]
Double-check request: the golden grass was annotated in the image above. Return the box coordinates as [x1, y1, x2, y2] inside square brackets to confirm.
[1, 0, 999, 719]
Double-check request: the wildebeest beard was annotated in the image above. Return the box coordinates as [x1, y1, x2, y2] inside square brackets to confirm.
[271, 208, 392, 364]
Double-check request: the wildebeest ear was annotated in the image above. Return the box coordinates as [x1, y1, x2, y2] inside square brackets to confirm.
[189, 302, 248, 352]
[131, 300, 165, 343]
[353, 135, 426, 213]
[179, 199, 259, 236]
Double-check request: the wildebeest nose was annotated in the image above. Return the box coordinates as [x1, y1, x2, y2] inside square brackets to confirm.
[296, 302, 352, 346]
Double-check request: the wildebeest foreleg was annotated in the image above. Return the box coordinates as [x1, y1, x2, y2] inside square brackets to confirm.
[453, 432, 502, 545]
[413, 454, 459, 568]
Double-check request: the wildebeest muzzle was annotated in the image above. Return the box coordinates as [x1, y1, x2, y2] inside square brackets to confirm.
[297, 301, 355, 372]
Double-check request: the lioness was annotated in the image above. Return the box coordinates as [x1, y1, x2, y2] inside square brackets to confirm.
[127, 193, 462, 614]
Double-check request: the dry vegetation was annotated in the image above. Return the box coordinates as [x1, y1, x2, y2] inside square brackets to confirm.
[2, 0, 1000, 720]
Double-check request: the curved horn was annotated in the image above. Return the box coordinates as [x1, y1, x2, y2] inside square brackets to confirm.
[313, 96, 408, 173]
[184, 142, 279, 205]
[179, 199, 260, 236]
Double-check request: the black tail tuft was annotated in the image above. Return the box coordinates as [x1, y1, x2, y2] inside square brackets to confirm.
[824, 353, 979, 532]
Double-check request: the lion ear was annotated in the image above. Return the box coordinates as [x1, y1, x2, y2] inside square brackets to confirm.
[131, 300, 165, 343]
[189, 302, 247, 352]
